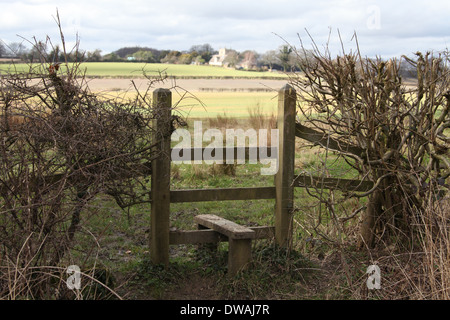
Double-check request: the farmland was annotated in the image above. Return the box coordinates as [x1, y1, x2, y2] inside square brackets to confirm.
[82, 66, 288, 118]
[0, 62, 288, 79]
[0, 62, 289, 117]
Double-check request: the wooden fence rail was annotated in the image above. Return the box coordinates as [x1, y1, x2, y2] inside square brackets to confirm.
[295, 123, 365, 157]
[168, 187, 276, 203]
[293, 175, 374, 192]
[171, 146, 277, 161]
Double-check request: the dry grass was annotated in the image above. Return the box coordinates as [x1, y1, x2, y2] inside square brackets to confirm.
[247, 103, 277, 131]
[416, 196, 450, 299]
[208, 112, 239, 129]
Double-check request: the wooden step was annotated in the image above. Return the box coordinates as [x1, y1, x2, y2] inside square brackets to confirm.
[194, 214, 255, 240]
[194, 214, 256, 276]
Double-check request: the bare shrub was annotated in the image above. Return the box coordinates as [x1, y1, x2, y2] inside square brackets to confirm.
[291, 34, 449, 249]
[289, 32, 449, 299]
[0, 19, 183, 299]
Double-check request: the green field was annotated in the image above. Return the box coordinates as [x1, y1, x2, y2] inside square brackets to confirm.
[86, 62, 287, 79]
[100, 90, 280, 118]
[0, 62, 288, 79]
[163, 91, 280, 118]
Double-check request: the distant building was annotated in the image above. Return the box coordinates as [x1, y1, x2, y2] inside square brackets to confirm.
[209, 48, 230, 66]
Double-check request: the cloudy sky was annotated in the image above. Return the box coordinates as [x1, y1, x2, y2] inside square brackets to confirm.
[1, 0, 449, 58]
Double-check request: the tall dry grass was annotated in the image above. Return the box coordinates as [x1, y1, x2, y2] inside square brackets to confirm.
[247, 103, 277, 132]
[416, 194, 450, 299]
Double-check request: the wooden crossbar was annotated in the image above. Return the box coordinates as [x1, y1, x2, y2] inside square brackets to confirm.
[295, 123, 365, 157]
[169, 226, 275, 245]
[171, 146, 277, 161]
[170, 186, 276, 203]
[294, 174, 374, 192]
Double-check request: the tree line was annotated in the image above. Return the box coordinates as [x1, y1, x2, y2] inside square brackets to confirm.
[104, 44, 302, 72]
[1, 40, 300, 72]
[1, 40, 420, 77]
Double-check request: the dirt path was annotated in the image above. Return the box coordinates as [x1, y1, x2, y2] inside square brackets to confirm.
[85, 78, 289, 92]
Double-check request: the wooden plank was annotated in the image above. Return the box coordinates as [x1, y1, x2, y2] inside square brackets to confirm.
[169, 186, 276, 203]
[194, 214, 255, 240]
[169, 226, 275, 245]
[294, 174, 374, 192]
[295, 123, 365, 157]
[171, 146, 277, 162]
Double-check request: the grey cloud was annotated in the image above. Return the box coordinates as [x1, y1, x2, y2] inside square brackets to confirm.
[0, 0, 448, 58]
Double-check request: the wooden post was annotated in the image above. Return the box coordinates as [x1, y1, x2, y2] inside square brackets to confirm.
[275, 84, 296, 248]
[150, 88, 172, 266]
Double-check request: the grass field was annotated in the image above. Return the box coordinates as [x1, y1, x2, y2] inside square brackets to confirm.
[167, 91, 280, 118]
[0, 62, 288, 79]
[97, 89, 281, 118]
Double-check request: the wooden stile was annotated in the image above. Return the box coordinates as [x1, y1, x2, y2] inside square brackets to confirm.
[148, 84, 375, 273]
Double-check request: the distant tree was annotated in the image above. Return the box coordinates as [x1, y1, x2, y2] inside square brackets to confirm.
[86, 49, 103, 62]
[132, 50, 155, 62]
[178, 53, 195, 64]
[193, 56, 205, 65]
[189, 44, 214, 54]
[398, 56, 418, 78]
[158, 50, 170, 62]
[48, 45, 65, 62]
[0, 41, 6, 58]
[189, 44, 215, 63]
[24, 41, 48, 62]
[8, 42, 28, 58]
[161, 50, 181, 64]
[113, 47, 161, 61]
[278, 45, 293, 72]
[260, 50, 279, 71]
[103, 52, 122, 62]
[239, 50, 259, 69]
[114, 46, 140, 58]
[223, 50, 239, 67]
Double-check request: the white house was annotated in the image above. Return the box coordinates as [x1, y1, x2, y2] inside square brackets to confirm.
[209, 48, 230, 66]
